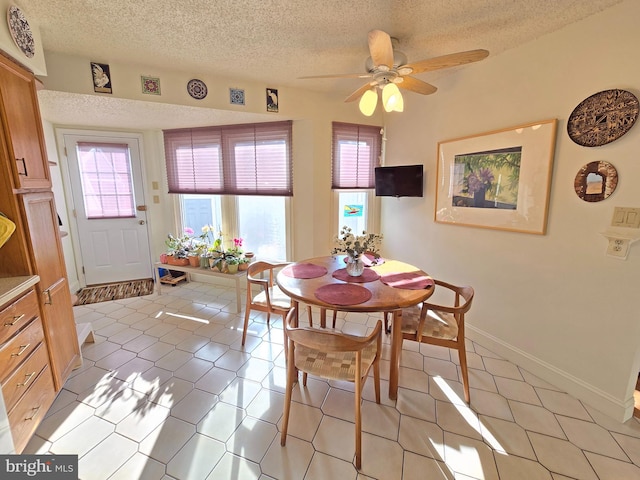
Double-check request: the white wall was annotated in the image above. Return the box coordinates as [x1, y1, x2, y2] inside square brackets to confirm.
[382, 0, 640, 421]
[37, 47, 380, 277]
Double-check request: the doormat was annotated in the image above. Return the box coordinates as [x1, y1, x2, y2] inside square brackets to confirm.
[74, 278, 154, 306]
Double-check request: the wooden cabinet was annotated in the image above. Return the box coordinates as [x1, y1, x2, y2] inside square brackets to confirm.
[0, 54, 50, 190]
[0, 53, 79, 452]
[0, 287, 55, 453]
[19, 192, 80, 388]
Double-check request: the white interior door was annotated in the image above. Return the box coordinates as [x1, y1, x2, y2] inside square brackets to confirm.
[63, 133, 152, 285]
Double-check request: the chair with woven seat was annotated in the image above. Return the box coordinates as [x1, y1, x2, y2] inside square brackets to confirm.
[281, 307, 382, 469]
[241, 261, 293, 345]
[387, 279, 474, 403]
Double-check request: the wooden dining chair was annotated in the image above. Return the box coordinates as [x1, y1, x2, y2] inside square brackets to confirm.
[281, 307, 382, 469]
[387, 279, 474, 403]
[241, 261, 293, 345]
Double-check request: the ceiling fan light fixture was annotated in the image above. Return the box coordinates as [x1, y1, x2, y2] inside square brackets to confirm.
[359, 89, 378, 116]
[382, 82, 403, 112]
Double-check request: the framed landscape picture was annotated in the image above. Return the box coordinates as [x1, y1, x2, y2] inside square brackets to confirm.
[435, 119, 557, 234]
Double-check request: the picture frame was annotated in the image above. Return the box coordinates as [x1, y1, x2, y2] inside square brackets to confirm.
[435, 119, 557, 234]
[90, 62, 112, 94]
[266, 88, 278, 112]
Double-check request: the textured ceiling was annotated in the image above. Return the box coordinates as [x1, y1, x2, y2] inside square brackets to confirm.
[18, 0, 623, 128]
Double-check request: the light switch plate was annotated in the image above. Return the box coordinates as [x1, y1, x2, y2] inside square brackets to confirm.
[611, 207, 640, 228]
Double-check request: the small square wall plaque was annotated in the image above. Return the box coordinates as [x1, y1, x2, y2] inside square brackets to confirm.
[230, 88, 245, 105]
[141, 76, 161, 95]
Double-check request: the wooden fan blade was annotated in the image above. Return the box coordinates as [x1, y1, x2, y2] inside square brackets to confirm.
[404, 49, 489, 74]
[298, 72, 373, 80]
[397, 76, 437, 95]
[368, 30, 394, 69]
[345, 83, 374, 103]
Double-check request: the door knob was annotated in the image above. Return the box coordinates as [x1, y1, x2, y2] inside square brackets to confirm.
[139, 220, 146, 225]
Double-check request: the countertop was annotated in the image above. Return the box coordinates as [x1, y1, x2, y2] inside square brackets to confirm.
[0, 275, 40, 306]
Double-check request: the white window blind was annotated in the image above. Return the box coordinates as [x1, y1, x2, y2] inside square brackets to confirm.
[164, 121, 293, 196]
[331, 122, 382, 189]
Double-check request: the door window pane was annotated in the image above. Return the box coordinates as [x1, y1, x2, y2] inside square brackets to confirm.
[182, 194, 223, 238]
[76, 143, 135, 219]
[238, 196, 286, 261]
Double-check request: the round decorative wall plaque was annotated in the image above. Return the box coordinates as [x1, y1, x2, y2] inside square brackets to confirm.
[6, 5, 35, 58]
[187, 79, 207, 99]
[574, 160, 618, 202]
[567, 89, 639, 147]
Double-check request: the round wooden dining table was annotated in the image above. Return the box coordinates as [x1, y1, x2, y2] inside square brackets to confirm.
[276, 255, 434, 400]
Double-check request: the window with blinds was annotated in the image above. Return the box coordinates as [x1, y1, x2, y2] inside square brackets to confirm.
[76, 142, 135, 219]
[331, 122, 382, 189]
[163, 120, 293, 196]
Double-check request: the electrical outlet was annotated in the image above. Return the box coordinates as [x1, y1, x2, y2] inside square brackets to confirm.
[611, 207, 640, 228]
[606, 238, 630, 258]
[153, 195, 160, 204]
[152, 181, 159, 190]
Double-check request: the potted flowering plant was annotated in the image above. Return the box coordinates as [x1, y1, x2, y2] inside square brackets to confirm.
[165, 229, 196, 265]
[331, 226, 383, 276]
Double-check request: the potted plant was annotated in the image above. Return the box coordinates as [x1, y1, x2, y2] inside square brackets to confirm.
[238, 257, 250, 271]
[226, 255, 240, 273]
[165, 232, 191, 265]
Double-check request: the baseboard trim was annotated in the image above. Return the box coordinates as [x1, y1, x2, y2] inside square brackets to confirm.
[466, 324, 634, 422]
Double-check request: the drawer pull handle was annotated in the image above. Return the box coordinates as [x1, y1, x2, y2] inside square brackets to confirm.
[17, 157, 28, 176]
[17, 371, 36, 388]
[4, 314, 25, 326]
[25, 406, 41, 421]
[11, 344, 30, 357]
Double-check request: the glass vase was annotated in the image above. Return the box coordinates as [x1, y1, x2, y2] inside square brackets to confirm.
[346, 254, 365, 277]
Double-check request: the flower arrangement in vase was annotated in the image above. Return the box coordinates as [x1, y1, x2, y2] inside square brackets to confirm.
[331, 226, 383, 276]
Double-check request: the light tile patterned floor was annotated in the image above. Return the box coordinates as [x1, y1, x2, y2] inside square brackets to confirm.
[25, 281, 640, 479]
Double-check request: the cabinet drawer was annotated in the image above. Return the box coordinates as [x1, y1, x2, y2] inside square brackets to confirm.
[8, 366, 55, 453]
[0, 318, 44, 382]
[0, 289, 39, 345]
[2, 342, 49, 412]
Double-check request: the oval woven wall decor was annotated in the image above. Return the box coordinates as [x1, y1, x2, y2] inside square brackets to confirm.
[567, 89, 639, 147]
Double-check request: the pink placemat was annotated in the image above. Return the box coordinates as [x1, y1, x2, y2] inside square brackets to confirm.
[281, 263, 328, 279]
[342, 253, 385, 266]
[314, 284, 372, 306]
[332, 268, 380, 283]
[380, 272, 435, 290]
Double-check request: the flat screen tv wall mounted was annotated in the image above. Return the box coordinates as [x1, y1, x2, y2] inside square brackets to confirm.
[374, 164, 424, 197]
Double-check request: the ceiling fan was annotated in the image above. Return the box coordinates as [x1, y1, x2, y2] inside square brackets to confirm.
[299, 30, 489, 116]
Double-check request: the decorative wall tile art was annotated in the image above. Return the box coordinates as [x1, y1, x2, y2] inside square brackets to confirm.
[6, 5, 35, 58]
[267, 88, 279, 112]
[230, 88, 245, 105]
[141, 76, 161, 95]
[187, 79, 207, 99]
[91, 62, 112, 94]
